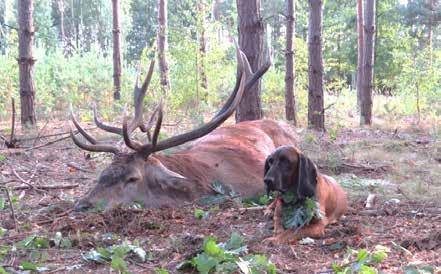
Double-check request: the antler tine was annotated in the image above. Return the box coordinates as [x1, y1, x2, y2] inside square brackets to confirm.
[69, 110, 120, 154]
[130, 59, 155, 132]
[92, 60, 156, 137]
[93, 104, 123, 135]
[125, 45, 247, 156]
[69, 127, 120, 154]
[151, 98, 164, 147]
[71, 109, 98, 144]
[122, 106, 144, 151]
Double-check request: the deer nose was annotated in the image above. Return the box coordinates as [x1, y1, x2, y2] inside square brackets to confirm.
[74, 200, 92, 212]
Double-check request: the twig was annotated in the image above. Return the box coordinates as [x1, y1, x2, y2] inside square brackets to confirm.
[12, 184, 79, 191]
[25, 135, 72, 151]
[3, 98, 17, 148]
[67, 162, 92, 173]
[238, 206, 266, 212]
[19, 126, 97, 141]
[10, 166, 42, 193]
[1, 186, 18, 231]
[31, 120, 49, 148]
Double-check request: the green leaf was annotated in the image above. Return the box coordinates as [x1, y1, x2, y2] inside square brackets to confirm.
[0, 154, 6, 162]
[356, 249, 369, 262]
[332, 262, 343, 272]
[224, 232, 243, 251]
[359, 264, 377, 274]
[203, 237, 224, 258]
[194, 208, 206, 219]
[192, 253, 218, 274]
[154, 268, 169, 274]
[371, 250, 388, 263]
[0, 197, 5, 210]
[0, 265, 8, 274]
[20, 261, 38, 271]
[111, 255, 129, 274]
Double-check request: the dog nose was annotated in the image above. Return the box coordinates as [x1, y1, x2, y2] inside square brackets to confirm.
[264, 178, 274, 187]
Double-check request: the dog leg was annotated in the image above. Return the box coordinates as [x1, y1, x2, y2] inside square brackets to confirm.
[264, 218, 328, 245]
[263, 197, 280, 217]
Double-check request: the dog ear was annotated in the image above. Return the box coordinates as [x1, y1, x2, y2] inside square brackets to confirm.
[296, 153, 318, 199]
[264, 156, 270, 177]
[264, 157, 271, 196]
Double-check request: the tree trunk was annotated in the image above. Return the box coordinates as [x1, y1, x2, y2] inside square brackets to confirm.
[285, 0, 296, 125]
[18, 0, 37, 127]
[157, 0, 170, 94]
[356, 0, 364, 110]
[307, 0, 324, 130]
[57, 0, 65, 45]
[235, 0, 264, 122]
[428, 0, 434, 67]
[360, 0, 375, 126]
[197, 0, 208, 94]
[112, 0, 121, 100]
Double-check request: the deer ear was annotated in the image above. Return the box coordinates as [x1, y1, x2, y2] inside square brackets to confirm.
[296, 153, 318, 199]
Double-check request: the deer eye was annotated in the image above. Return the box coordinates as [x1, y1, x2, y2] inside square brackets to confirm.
[125, 177, 139, 185]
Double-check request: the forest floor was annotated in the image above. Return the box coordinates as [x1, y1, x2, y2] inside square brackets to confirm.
[0, 116, 440, 273]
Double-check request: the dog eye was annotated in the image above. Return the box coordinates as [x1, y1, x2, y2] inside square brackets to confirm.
[268, 158, 274, 165]
[279, 156, 289, 164]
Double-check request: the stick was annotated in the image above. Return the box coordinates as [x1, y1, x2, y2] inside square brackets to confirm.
[31, 120, 49, 148]
[25, 135, 72, 151]
[11, 184, 79, 191]
[67, 162, 92, 173]
[365, 194, 376, 209]
[1, 187, 18, 231]
[10, 166, 43, 193]
[9, 98, 16, 146]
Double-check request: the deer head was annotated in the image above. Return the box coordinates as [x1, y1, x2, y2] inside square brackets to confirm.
[70, 45, 271, 211]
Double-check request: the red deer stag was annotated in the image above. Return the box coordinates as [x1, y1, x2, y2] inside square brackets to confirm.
[70, 46, 298, 211]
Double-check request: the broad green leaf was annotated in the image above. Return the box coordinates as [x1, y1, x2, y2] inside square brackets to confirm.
[194, 208, 206, 219]
[20, 261, 38, 271]
[155, 268, 169, 274]
[359, 264, 377, 274]
[0, 154, 6, 162]
[356, 249, 369, 262]
[224, 232, 243, 251]
[0, 265, 8, 274]
[371, 250, 388, 263]
[192, 253, 217, 274]
[203, 238, 224, 258]
[111, 255, 129, 274]
[0, 197, 5, 210]
[332, 262, 343, 272]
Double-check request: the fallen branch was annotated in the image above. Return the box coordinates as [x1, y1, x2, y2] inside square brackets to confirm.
[2, 98, 18, 148]
[10, 166, 41, 193]
[67, 162, 93, 173]
[1, 186, 17, 231]
[31, 121, 49, 148]
[365, 194, 376, 209]
[12, 184, 79, 191]
[238, 206, 266, 212]
[341, 162, 389, 172]
[25, 135, 72, 151]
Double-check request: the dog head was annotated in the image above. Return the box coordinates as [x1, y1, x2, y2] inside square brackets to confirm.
[264, 145, 318, 199]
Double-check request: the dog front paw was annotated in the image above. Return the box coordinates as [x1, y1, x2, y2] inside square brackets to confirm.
[263, 236, 283, 245]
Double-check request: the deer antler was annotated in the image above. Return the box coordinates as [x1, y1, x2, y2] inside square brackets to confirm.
[122, 44, 271, 157]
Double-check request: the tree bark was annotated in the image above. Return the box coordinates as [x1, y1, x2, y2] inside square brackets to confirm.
[18, 0, 37, 127]
[285, 0, 296, 125]
[197, 0, 208, 94]
[57, 0, 65, 45]
[428, 0, 434, 68]
[112, 0, 121, 100]
[356, 0, 364, 110]
[157, 0, 170, 94]
[235, 0, 264, 122]
[360, 0, 375, 126]
[307, 0, 324, 130]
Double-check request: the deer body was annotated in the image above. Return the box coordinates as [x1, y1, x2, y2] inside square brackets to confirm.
[70, 45, 289, 211]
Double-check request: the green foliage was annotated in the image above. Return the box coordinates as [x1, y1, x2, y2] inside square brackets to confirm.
[180, 232, 276, 274]
[17, 235, 50, 249]
[82, 242, 147, 274]
[280, 194, 324, 230]
[194, 208, 208, 219]
[332, 246, 389, 274]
